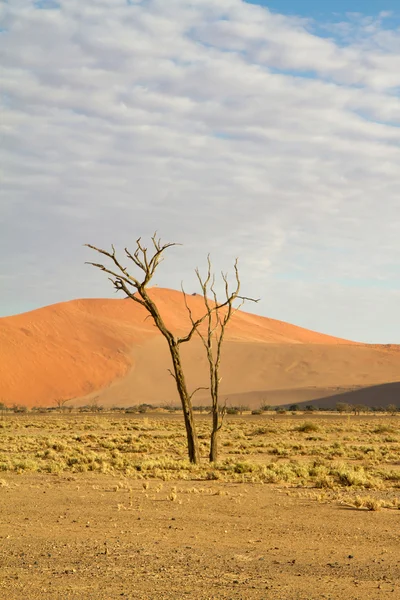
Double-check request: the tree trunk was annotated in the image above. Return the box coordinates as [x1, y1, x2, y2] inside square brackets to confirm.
[209, 410, 219, 462]
[169, 343, 200, 464]
[86, 239, 203, 465]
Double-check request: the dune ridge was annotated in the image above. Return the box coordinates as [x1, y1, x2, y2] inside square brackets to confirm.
[1, 288, 399, 408]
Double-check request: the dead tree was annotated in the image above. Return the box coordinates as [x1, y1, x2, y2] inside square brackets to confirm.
[54, 398, 71, 411]
[86, 235, 212, 465]
[183, 256, 258, 462]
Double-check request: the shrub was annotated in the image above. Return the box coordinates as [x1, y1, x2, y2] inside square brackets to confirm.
[353, 495, 382, 511]
[373, 425, 394, 434]
[296, 422, 319, 433]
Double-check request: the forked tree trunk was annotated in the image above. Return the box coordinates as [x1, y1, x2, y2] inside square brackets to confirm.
[183, 257, 257, 463]
[85, 237, 205, 466]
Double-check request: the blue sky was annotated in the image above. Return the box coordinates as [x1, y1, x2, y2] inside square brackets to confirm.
[250, 0, 400, 17]
[1, 0, 400, 343]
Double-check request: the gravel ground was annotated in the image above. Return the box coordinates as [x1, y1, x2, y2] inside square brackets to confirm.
[0, 474, 399, 599]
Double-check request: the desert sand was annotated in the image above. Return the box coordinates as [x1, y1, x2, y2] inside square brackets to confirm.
[2, 473, 399, 600]
[1, 288, 399, 408]
[1, 412, 400, 599]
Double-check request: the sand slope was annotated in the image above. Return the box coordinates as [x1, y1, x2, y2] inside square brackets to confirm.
[1, 288, 399, 408]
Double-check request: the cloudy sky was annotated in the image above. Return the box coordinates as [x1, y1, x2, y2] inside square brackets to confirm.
[1, 0, 400, 343]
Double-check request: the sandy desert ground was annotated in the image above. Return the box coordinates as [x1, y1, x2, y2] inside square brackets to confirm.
[1, 473, 399, 600]
[0, 413, 399, 599]
[1, 289, 400, 409]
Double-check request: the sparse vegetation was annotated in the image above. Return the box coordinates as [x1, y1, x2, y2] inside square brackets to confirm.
[295, 421, 320, 433]
[336, 402, 350, 414]
[0, 413, 399, 496]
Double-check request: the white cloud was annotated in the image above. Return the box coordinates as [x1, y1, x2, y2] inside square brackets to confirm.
[0, 0, 400, 342]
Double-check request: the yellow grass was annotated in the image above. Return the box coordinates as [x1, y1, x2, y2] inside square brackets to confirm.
[1, 413, 399, 498]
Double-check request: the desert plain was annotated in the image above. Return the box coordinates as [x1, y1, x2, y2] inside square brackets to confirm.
[1, 291, 400, 599]
[1, 412, 400, 600]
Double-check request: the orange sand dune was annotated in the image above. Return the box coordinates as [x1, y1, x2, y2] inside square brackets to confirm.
[1, 288, 399, 408]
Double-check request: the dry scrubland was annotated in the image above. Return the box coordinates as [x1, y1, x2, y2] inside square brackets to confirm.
[1, 413, 400, 502]
[1, 413, 400, 599]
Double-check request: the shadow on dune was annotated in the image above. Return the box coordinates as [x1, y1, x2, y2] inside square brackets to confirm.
[294, 381, 400, 410]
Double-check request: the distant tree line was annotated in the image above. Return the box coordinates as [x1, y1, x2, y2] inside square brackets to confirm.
[1, 401, 398, 415]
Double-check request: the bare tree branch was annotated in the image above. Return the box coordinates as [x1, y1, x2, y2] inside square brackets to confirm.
[177, 311, 214, 345]
[189, 386, 209, 401]
[217, 400, 228, 432]
[167, 368, 177, 381]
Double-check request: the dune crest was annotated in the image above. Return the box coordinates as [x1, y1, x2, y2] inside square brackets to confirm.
[0, 289, 398, 408]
